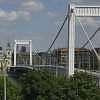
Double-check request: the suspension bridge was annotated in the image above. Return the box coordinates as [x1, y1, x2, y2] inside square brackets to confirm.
[2, 4, 100, 79]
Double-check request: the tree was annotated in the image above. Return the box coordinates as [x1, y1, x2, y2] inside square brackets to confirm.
[63, 71, 100, 100]
[19, 69, 65, 100]
[19, 70, 100, 100]
[0, 76, 22, 100]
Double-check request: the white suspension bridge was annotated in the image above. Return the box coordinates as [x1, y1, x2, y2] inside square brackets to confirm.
[2, 4, 100, 79]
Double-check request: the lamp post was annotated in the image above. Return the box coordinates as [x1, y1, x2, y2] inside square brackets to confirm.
[4, 70, 6, 100]
[1, 55, 8, 100]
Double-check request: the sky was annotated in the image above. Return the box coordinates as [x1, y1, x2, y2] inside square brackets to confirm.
[0, 0, 68, 51]
[0, 0, 100, 51]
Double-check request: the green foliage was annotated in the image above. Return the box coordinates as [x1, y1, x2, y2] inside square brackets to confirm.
[0, 70, 100, 100]
[0, 76, 4, 100]
[20, 70, 64, 100]
[0, 76, 22, 100]
[7, 78, 22, 100]
[63, 71, 100, 100]
[19, 70, 100, 100]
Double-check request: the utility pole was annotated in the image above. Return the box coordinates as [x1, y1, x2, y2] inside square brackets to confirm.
[1, 55, 8, 100]
[4, 72, 6, 100]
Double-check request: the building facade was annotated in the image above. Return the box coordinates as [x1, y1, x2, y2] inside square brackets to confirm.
[51, 48, 91, 68]
[0, 43, 12, 71]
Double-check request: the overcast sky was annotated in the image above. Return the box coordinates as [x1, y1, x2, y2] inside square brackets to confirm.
[0, 0, 100, 51]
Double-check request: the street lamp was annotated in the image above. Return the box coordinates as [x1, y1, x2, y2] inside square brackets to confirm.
[1, 55, 8, 100]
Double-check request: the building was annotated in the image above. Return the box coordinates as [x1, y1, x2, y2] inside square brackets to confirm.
[90, 48, 100, 70]
[5, 42, 12, 67]
[33, 48, 91, 68]
[32, 52, 43, 65]
[52, 48, 91, 68]
[75, 48, 91, 69]
[0, 43, 12, 71]
[52, 48, 68, 66]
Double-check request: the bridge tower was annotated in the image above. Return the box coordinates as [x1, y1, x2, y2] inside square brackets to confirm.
[68, 4, 100, 76]
[14, 40, 32, 66]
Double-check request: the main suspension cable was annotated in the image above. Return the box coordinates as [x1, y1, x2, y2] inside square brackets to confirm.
[48, 13, 69, 52]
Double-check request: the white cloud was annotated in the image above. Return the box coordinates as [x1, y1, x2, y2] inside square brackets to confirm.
[0, 9, 31, 21]
[47, 12, 60, 17]
[16, 11, 31, 21]
[21, 1, 45, 12]
[0, 0, 46, 23]
[0, 9, 17, 21]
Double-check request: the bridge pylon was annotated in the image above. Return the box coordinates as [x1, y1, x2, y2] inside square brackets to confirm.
[68, 4, 100, 76]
